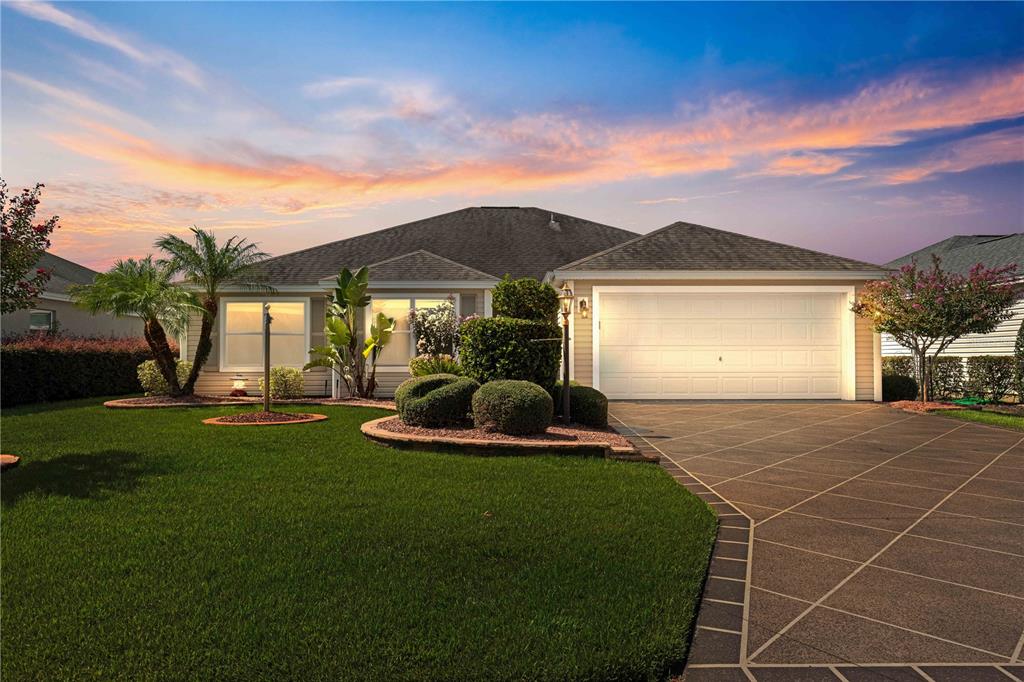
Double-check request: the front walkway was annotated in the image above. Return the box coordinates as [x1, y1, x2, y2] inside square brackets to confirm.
[610, 401, 1024, 682]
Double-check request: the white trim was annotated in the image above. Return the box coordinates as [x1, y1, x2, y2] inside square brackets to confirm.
[483, 290, 493, 317]
[38, 291, 73, 302]
[218, 297, 311, 372]
[555, 269, 886, 281]
[206, 284, 318, 293]
[591, 285, 859, 400]
[873, 331, 883, 402]
[317, 278, 497, 289]
[365, 293, 460, 371]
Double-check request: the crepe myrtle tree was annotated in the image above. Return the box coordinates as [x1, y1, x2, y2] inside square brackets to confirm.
[305, 267, 396, 398]
[852, 256, 1020, 402]
[1, 180, 59, 315]
[156, 227, 270, 395]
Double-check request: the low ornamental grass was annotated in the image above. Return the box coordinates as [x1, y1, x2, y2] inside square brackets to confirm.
[1, 398, 716, 681]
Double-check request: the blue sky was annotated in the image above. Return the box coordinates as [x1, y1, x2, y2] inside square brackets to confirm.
[2, 2, 1022, 268]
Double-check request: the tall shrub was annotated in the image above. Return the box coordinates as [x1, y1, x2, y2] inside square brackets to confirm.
[491, 276, 559, 321]
[965, 356, 1015, 402]
[459, 317, 561, 391]
[928, 357, 964, 400]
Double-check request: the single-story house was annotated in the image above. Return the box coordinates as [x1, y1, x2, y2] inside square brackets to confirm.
[0, 252, 144, 339]
[183, 206, 888, 401]
[881, 234, 1024, 359]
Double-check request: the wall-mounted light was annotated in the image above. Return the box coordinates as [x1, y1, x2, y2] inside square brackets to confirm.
[577, 297, 589, 319]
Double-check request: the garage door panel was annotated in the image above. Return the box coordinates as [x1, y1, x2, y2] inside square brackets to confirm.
[597, 291, 845, 399]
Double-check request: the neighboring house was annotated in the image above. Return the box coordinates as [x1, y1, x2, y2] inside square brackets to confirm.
[881, 234, 1024, 358]
[0, 252, 144, 338]
[183, 206, 888, 400]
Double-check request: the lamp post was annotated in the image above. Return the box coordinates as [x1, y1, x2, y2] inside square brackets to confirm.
[263, 303, 273, 413]
[557, 282, 574, 425]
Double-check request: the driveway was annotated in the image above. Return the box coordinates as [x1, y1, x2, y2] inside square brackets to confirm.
[610, 401, 1024, 682]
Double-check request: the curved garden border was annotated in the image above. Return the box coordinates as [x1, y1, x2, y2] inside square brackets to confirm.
[361, 416, 655, 462]
[203, 413, 329, 426]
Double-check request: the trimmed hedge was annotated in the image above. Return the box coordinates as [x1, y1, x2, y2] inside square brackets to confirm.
[550, 381, 609, 428]
[472, 380, 553, 435]
[138, 359, 193, 396]
[491, 276, 559, 322]
[395, 374, 480, 427]
[928, 357, 964, 400]
[459, 317, 561, 391]
[1, 334, 160, 406]
[882, 374, 918, 402]
[966, 355, 1015, 401]
[882, 356, 915, 377]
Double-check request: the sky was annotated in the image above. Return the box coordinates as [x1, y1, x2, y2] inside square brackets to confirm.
[2, 1, 1023, 270]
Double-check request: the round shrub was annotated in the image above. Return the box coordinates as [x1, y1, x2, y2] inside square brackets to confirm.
[395, 374, 480, 427]
[137, 359, 193, 396]
[259, 366, 305, 399]
[459, 317, 561, 391]
[882, 374, 918, 402]
[551, 381, 608, 428]
[491, 275, 559, 322]
[472, 380, 553, 435]
[408, 354, 464, 377]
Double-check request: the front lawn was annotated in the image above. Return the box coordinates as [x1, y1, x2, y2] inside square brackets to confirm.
[940, 408, 1024, 431]
[1, 399, 716, 681]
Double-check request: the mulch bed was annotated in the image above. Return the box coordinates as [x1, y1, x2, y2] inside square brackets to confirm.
[203, 411, 328, 426]
[379, 418, 637, 448]
[1, 454, 20, 471]
[106, 395, 395, 410]
[889, 400, 963, 414]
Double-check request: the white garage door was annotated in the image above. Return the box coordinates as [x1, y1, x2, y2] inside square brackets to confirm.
[597, 291, 844, 399]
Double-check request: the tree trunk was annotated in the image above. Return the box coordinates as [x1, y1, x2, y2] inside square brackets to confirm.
[145, 318, 182, 396]
[917, 351, 929, 403]
[181, 298, 216, 395]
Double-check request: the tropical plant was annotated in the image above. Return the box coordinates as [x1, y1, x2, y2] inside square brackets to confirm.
[71, 257, 198, 396]
[304, 267, 396, 398]
[408, 354, 464, 376]
[156, 227, 269, 394]
[852, 256, 1019, 401]
[491, 275, 560, 321]
[137, 359, 193, 396]
[259, 366, 305, 399]
[1, 180, 59, 314]
[408, 297, 462, 356]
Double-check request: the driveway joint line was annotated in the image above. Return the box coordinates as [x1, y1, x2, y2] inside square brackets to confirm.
[651, 404, 824, 444]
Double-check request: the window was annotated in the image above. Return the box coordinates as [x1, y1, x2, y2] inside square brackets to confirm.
[369, 296, 450, 367]
[29, 309, 54, 331]
[221, 299, 309, 370]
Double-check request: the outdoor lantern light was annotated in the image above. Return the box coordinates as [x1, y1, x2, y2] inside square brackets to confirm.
[230, 374, 248, 397]
[558, 282, 574, 424]
[558, 282, 574, 320]
[578, 297, 589, 319]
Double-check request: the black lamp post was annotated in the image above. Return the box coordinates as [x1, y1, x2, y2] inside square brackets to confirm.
[558, 282, 574, 425]
[262, 303, 273, 413]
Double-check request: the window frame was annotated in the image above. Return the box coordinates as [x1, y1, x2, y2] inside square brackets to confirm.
[218, 297, 311, 372]
[28, 309, 54, 331]
[365, 293, 460, 370]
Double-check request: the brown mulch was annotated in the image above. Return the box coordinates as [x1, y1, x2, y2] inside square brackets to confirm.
[378, 417, 635, 448]
[112, 395, 247, 407]
[308, 397, 396, 409]
[106, 395, 395, 409]
[889, 400, 963, 414]
[209, 411, 317, 424]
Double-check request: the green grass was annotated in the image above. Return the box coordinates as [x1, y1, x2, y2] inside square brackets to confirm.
[940, 408, 1024, 431]
[1, 398, 716, 681]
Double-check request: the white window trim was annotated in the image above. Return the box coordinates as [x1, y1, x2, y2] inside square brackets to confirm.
[590, 285, 858, 401]
[28, 309, 54, 331]
[366, 293, 460, 370]
[218, 297, 311, 372]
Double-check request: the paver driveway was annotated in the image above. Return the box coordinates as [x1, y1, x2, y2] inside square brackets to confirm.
[610, 401, 1024, 682]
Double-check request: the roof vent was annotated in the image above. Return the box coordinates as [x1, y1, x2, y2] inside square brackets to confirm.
[548, 213, 561, 231]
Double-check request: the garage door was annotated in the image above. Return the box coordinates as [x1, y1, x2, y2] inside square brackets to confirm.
[596, 291, 844, 399]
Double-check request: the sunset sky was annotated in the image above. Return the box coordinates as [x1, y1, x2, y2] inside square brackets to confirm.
[2, 2, 1022, 270]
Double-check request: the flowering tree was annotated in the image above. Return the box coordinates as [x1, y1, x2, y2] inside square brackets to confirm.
[1, 180, 59, 314]
[852, 256, 1020, 402]
[408, 296, 461, 356]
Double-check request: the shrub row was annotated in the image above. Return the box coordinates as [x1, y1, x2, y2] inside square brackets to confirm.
[1, 334, 162, 406]
[883, 354, 1017, 402]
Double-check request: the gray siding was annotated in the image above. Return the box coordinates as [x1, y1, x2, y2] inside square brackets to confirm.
[1, 298, 144, 338]
[882, 297, 1024, 357]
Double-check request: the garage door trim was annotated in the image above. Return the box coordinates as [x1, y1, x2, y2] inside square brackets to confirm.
[591, 285, 858, 400]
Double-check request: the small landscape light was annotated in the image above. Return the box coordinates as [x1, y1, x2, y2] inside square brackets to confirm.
[231, 374, 248, 397]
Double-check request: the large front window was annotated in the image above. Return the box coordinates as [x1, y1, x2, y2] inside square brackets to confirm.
[369, 297, 448, 367]
[222, 299, 308, 370]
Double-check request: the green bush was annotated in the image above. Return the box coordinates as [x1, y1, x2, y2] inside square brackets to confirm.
[1, 335, 158, 406]
[550, 381, 608, 428]
[138, 359, 194, 396]
[491, 276, 560, 322]
[459, 317, 561, 391]
[258, 366, 305, 399]
[928, 357, 964, 400]
[395, 373, 479, 427]
[882, 375, 918, 402]
[472, 380, 553, 435]
[408, 354, 464, 377]
[966, 355, 1015, 401]
[882, 356, 916, 378]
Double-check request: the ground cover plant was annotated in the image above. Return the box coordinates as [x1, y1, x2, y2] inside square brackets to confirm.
[1, 399, 716, 681]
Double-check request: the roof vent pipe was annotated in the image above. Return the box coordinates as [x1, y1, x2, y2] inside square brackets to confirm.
[549, 213, 561, 231]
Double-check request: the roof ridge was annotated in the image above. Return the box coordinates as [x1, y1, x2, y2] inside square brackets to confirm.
[555, 221, 683, 270]
[366, 249, 499, 280]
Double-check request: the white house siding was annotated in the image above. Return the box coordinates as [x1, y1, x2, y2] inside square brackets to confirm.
[881, 297, 1024, 357]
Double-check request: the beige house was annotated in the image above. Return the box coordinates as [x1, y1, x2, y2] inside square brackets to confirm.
[183, 207, 887, 400]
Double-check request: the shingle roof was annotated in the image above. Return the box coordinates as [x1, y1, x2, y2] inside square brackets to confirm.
[557, 221, 884, 272]
[37, 252, 98, 294]
[884, 234, 1024, 276]
[362, 250, 499, 283]
[257, 207, 638, 284]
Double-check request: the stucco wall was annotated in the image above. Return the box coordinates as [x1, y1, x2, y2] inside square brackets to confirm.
[1, 299, 144, 338]
[568, 278, 878, 401]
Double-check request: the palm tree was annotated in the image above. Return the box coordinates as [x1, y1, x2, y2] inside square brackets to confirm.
[156, 227, 270, 394]
[71, 257, 197, 396]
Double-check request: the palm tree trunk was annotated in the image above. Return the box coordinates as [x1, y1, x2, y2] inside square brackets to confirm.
[181, 298, 216, 395]
[145, 318, 182, 396]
